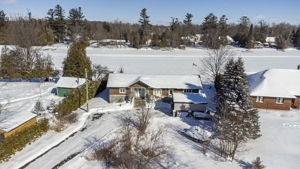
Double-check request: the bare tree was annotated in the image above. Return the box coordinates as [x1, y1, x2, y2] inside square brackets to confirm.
[92, 64, 110, 79]
[200, 46, 234, 83]
[92, 109, 168, 169]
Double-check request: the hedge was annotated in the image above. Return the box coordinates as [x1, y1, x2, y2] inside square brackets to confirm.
[55, 79, 105, 119]
[0, 119, 49, 162]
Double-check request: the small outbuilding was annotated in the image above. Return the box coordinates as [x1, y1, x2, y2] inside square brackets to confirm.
[172, 93, 208, 116]
[56, 77, 86, 97]
[0, 111, 37, 139]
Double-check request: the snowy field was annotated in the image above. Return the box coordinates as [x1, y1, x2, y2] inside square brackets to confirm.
[39, 44, 300, 75]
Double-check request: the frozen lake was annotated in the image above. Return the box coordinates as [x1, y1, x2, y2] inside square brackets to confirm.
[43, 45, 300, 75]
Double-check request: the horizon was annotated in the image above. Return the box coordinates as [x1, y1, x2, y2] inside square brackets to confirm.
[0, 0, 300, 26]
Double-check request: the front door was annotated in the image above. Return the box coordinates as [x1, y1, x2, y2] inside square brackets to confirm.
[134, 88, 145, 98]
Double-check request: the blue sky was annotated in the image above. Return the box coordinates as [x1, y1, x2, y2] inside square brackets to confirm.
[1, 0, 299, 25]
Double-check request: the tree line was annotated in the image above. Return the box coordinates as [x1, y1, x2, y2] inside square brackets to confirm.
[0, 6, 300, 49]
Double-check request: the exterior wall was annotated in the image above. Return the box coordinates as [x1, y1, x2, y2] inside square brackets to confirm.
[1, 117, 37, 138]
[57, 87, 73, 97]
[174, 102, 207, 112]
[292, 96, 300, 108]
[251, 96, 292, 110]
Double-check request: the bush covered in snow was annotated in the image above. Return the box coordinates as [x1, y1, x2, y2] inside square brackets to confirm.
[0, 119, 49, 162]
[55, 80, 101, 120]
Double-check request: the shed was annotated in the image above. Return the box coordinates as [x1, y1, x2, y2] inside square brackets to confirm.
[56, 77, 86, 97]
[173, 93, 208, 115]
[0, 111, 37, 139]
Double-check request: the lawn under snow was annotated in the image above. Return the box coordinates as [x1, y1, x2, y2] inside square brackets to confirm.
[1, 87, 299, 169]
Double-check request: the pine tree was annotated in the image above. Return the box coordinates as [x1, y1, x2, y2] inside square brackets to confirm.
[32, 100, 45, 114]
[246, 24, 255, 49]
[47, 5, 66, 43]
[252, 157, 265, 169]
[216, 58, 261, 159]
[63, 39, 92, 79]
[138, 8, 151, 46]
[293, 27, 300, 48]
[218, 15, 229, 46]
[170, 17, 181, 48]
[0, 10, 7, 44]
[68, 7, 85, 39]
[183, 13, 193, 36]
[234, 16, 251, 47]
[202, 13, 219, 49]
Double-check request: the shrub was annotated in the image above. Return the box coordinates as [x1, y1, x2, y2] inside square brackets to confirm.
[55, 79, 102, 120]
[0, 119, 49, 162]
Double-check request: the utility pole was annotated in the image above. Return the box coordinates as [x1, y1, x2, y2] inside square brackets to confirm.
[85, 68, 89, 112]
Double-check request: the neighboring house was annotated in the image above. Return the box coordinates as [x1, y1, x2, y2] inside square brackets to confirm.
[0, 111, 37, 139]
[173, 93, 208, 115]
[264, 37, 276, 47]
[106, 73, 204, 103]
[248, 67, 300, 110]
[56, 77, 86, 97]
[98, 39, 127, 46]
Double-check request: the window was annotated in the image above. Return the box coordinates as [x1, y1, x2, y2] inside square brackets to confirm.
[168, 89, 174, 95]
[183, 89, 198, 93]
[183, 89, 193, 93]
[276, 97, 284, 104]
[119, 88, 126, 94]
[256, 96, 264, 103]
[153, 89, 162, 96]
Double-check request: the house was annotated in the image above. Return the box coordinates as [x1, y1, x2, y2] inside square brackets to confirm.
[98, 39, 127, 46]
[106, 73, 204, 103]
[56, 77, 86, 97]
[248, 68, 300, 110]
[264, 37, 276, 47]
[0, 111, 37, 140]
[173, 93, 208, 116]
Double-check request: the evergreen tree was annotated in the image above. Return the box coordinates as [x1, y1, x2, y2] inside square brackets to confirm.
[246, 24, 255, 48]
[138, 8, 151, 46]
[252, 157, 265, 169]
[293, 27, 300, 48]
[47, 5, 66, 42]
[0, 10, 7, 43]
[216, 58, 261, 159]
[68, 7, 85, 39]
[202, 13, 219, 49]
[218, 15, 229, 46]
[254, 20, 268, 43]
[234, 16, 251, 47]
[170, 17, 182, 47]
[32, 100, 45, 114]
[63, 39, 92, 79]
[183, 13, 193, 36]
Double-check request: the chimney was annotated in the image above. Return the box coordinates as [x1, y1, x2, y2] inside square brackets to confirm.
[298, 65, 300, 70]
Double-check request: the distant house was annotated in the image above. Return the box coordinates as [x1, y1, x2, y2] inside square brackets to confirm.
[265, 37, 276, 47]
[56, 77, 86, 97]
[0, 111, 37, 140]
[248, 67, 300, 110]
[98, 39, 127, 46]
[173, 93, 208, 114]
[106, 74, 206, 104]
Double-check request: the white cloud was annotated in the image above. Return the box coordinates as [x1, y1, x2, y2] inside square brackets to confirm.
[253, 15, 266, 19]
[0, 0, 17, 5]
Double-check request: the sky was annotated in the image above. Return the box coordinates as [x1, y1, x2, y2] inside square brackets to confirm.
[0, 0, 300, 25]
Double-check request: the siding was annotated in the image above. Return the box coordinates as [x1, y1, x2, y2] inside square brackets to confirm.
[292, 96, 300, 108]
[174, 102, 207, 112]
[57, 87, 73, 97]
[251, 96, 292, 110]
[0, 117, 37, 138]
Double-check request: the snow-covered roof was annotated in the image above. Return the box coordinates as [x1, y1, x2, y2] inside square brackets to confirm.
[56, 77, 86, 89]
[173, 93, 207, 103]
[249, 69, 300, 98]
[0, 111, 37, 132]
[107, 74, 202, 89]
[266, 37, 276, 43]
[100, 39, 126, 43]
